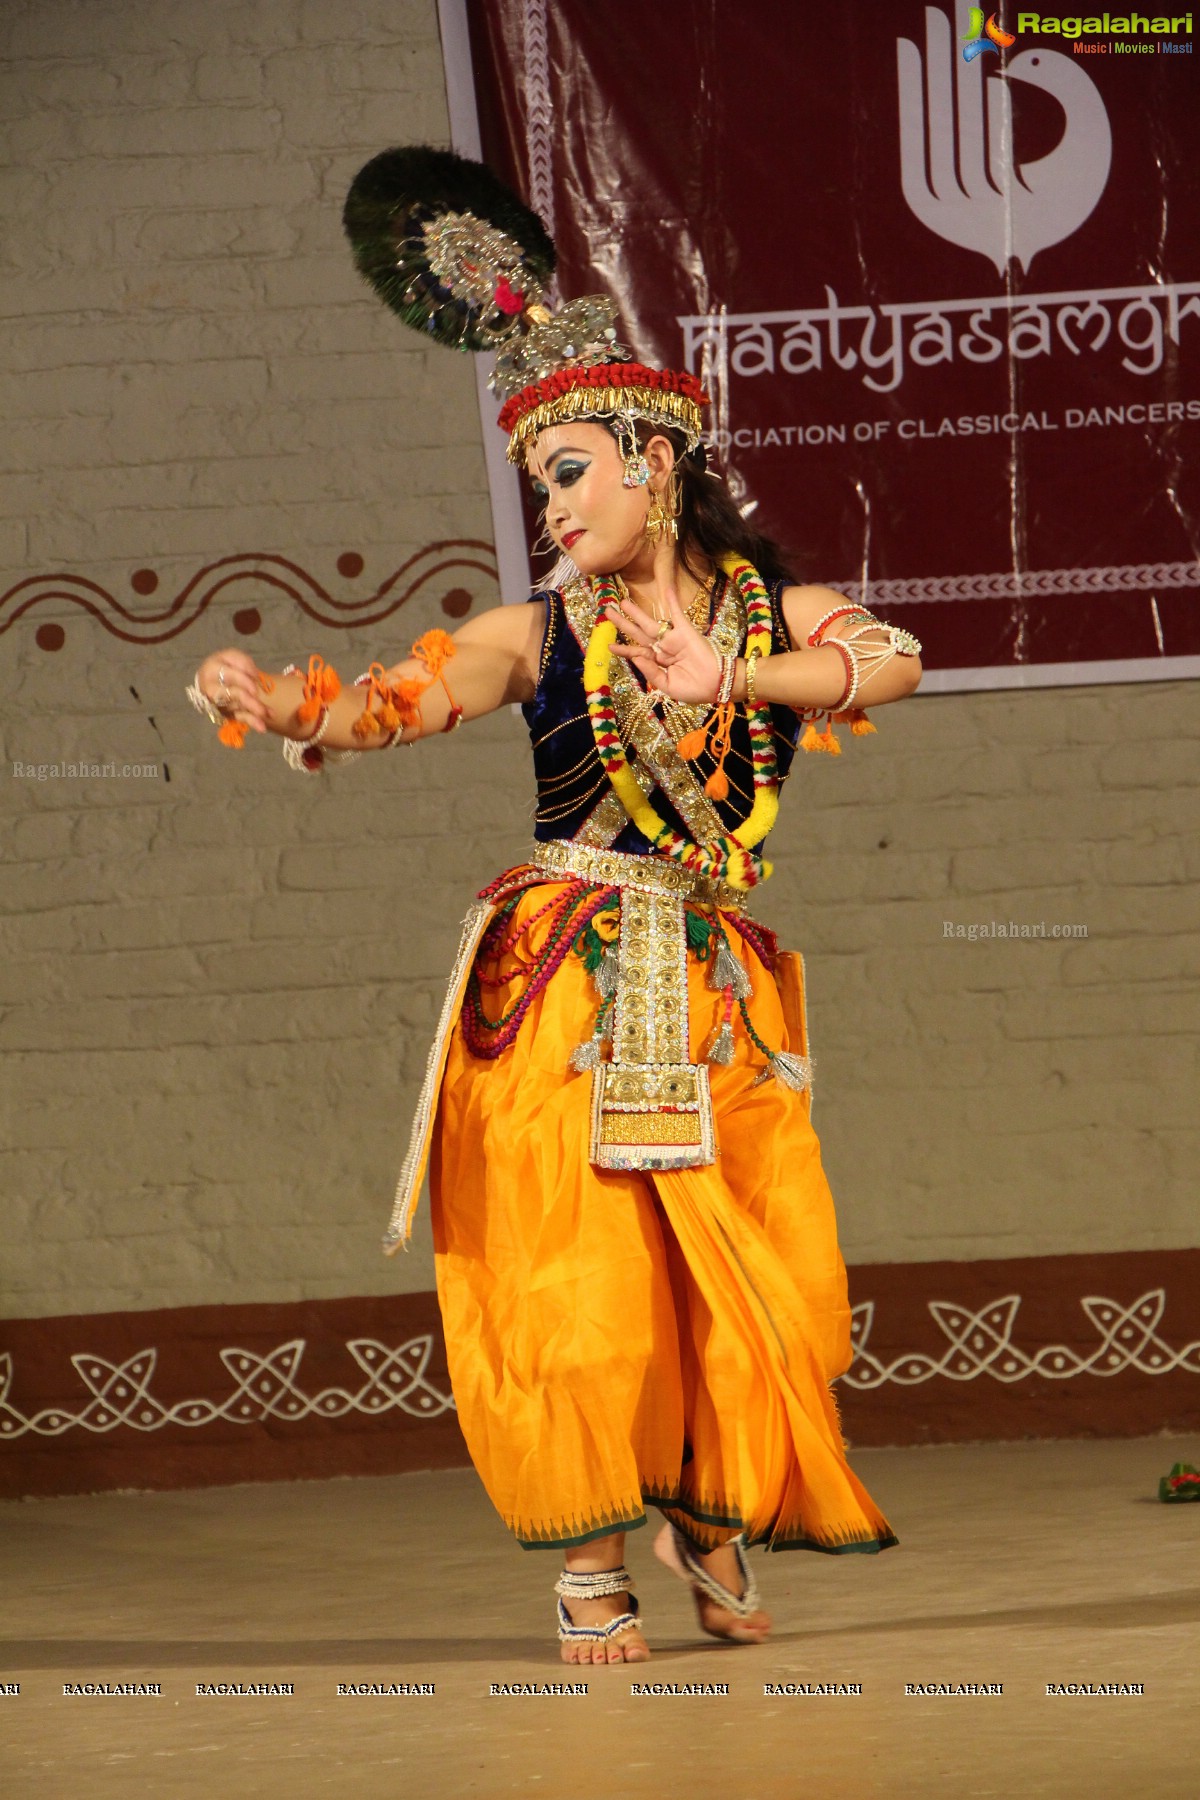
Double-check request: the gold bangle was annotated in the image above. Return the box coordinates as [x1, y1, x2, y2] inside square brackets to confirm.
[745, 646, 761, 708]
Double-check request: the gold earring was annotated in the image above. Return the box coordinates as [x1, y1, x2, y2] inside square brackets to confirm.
[644, 470, 680, 545]
[617, 414, 650, 487]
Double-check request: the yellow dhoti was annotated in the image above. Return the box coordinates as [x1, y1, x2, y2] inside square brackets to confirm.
[425, 878, 896, 1557]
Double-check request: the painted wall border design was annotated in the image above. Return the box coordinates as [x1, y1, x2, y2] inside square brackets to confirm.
[0, 1336, 454, 1442]
[825, 558, 1200, 607]
[0, 541, 499, 648]
[843, 1289, 1200, 1389]
[3, 1290, 1196, 1446]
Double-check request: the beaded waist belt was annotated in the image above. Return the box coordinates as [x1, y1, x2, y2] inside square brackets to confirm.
[384, 834, 813, 1245]
[531, 839, 749, 914]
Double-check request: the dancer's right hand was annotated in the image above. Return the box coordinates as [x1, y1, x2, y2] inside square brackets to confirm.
[195, 648, 271, 733]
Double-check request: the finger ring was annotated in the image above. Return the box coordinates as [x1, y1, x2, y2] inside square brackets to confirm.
[654, 619, 671, 642]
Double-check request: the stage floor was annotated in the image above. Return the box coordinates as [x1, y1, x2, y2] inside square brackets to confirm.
[1, 1434, 1195, 1799]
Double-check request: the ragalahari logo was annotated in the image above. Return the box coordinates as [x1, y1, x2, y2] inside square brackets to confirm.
[961, 7, 1016, 57]
[897, 6, 1112, 273]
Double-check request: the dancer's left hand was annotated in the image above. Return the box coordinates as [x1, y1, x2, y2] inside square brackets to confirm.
[604, 583, 723, 704]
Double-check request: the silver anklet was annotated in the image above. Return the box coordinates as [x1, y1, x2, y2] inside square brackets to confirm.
[555, 1567, 634, 1601]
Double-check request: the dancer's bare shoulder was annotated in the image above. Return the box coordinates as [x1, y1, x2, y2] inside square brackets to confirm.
[443, 597, 546, 707]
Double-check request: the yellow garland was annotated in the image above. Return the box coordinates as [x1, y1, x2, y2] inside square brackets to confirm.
[720, 553, 779, 851]
[582, 553, 781, 889]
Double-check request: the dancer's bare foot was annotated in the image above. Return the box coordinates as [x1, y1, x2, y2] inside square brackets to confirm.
[654, 1522, 772, 1644]
[557, 1532, 650, 1665]
[558, 1591, 651, 1665]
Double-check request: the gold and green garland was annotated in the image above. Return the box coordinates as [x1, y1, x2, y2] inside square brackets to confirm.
[584, 553, 779, 891]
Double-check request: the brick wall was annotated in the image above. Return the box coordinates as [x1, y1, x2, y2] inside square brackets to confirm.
[760, 679, 1198, 1267]
[2, 0, 1196, 1333]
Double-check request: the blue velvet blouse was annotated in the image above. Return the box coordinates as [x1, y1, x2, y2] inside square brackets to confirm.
[521, 575, 802, 852]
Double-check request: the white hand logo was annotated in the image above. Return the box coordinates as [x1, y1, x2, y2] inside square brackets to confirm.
[897, 5, 1112, 276]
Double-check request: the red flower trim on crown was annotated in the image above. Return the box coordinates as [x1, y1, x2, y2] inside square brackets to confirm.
[496, 362, 709, 434]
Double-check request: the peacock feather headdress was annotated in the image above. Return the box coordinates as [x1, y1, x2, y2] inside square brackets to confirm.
[342, 145, 707, 464]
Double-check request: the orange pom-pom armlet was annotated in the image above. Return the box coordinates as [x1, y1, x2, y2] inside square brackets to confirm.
[296, 654, 342, 724]
[411, 629, 456, 678]
[350, 663, 393, 740]
[412, 628, 462, 731]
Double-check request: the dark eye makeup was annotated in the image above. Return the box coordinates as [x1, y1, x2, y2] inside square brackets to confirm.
[529, 457, 590, 504]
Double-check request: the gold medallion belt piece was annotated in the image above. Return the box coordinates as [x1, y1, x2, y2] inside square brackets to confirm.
[585, 878, 717, 1175]
[535, 849, 738, 1175]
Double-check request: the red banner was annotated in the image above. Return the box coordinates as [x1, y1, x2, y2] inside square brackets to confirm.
[461, 0, 1200, 686]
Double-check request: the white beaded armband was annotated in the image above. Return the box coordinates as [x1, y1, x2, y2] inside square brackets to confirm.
[812, 617, 923, 711]
[185, 675, 224, 728]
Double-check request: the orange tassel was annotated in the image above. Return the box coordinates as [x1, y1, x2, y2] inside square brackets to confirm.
[703, 703, 735, 800]
[710, 702, 734, 753]
[377, 701, 401, 731]
[440, 677, 464, 731]
[297, 654, 341, 723]
[412, 628, 456, 677]
[833, 707, 875, 734]
[217, 718, 248, 748]
[821, 718, 842, 755]
[676, 723, 710, 760]
[346, 663, 378, 739]
[390, 676, 427, 729]
[800, 722, 823, 753]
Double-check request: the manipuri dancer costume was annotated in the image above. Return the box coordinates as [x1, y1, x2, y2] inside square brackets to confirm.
[191, 150, 916, 1651]
[349, 144, 908, 1559]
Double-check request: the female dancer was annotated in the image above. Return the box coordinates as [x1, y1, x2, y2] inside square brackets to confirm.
[189, 149, 920, 1667]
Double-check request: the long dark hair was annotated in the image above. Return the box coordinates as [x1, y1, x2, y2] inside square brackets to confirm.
[622, 419, 798, 588]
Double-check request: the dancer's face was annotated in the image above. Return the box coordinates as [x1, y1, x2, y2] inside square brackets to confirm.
[526, 423, 671, 576]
